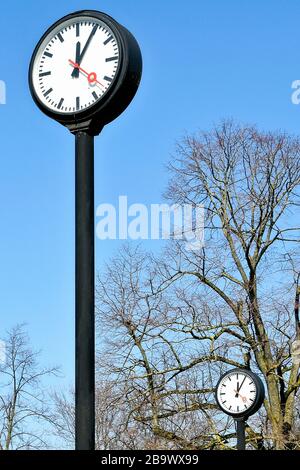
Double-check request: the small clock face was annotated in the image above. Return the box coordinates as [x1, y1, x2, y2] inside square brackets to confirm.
[216, 370, 257, 415]
[31, 16, 121, 114]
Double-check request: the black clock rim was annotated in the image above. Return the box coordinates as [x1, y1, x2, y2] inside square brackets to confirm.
[28, 10, 127, 123]
[215, 367, 265, 419]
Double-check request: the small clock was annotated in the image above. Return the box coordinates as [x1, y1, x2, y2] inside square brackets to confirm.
[29, 10, 142, 135]
[215, 368, 265, 419]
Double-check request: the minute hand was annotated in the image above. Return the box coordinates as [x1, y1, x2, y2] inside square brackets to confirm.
[71, 24, 98, 77]
[237, 376, 246, 393]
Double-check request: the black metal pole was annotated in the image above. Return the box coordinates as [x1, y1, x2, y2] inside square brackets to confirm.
[75, 131, 95, 450]
[236, 419, 246, 450]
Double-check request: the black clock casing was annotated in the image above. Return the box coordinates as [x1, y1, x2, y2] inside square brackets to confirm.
[29, 10, 142, 135]
[215, 368, 265, 419]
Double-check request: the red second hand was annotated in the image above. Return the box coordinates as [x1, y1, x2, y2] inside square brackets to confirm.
[69, 60, 104, 87]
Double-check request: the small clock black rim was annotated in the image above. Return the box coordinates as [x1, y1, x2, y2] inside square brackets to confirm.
[215, 368, 265, 419]
[28, 10, 127, 123]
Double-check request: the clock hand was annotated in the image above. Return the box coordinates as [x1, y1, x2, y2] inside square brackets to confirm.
[237, 376, 246, 393]
[71, 24, 98, 78]
[235, 382, 239, 398]
[69, 60, 104, 87]
[234, 390, 247, 403]
[72, 41, 81, 78]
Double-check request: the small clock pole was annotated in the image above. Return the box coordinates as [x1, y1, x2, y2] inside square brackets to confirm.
[235, 418, 246, 450]
[75, 131, 95, 450]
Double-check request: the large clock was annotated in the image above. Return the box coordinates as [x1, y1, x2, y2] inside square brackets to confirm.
[29, 10, 142, 135]
[215, 368, 265, 419]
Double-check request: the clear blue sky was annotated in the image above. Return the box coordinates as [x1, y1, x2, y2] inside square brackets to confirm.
[0, 0, 300, 387]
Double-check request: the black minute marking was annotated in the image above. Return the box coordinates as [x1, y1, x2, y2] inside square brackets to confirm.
[44, 88, 53, 97]
[57, 98, 64, 109]
[57, 32, 64, 43]
[105, 56, 119, 62]
[104, 36, 113, 45]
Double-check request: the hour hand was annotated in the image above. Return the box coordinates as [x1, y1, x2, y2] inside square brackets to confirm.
[72, 41, 81, 78]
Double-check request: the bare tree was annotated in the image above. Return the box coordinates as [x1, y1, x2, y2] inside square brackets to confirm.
[163, 120, 300, 449]
[52, 381, 159, 450]
[52, 121, 300, 450]
[0, 325, 59, 449]
[96, 246, 236, 450]
[51, 389, 75, 449]
[96, 121, 300, 450]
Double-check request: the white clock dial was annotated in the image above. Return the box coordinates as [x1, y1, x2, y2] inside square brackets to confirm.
[32, 17, 120, 114]
[217, 371, 257, 415]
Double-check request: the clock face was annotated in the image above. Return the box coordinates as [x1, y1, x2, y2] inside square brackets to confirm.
[31, 16, 121, 114]
[216, 370, 257, 415]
